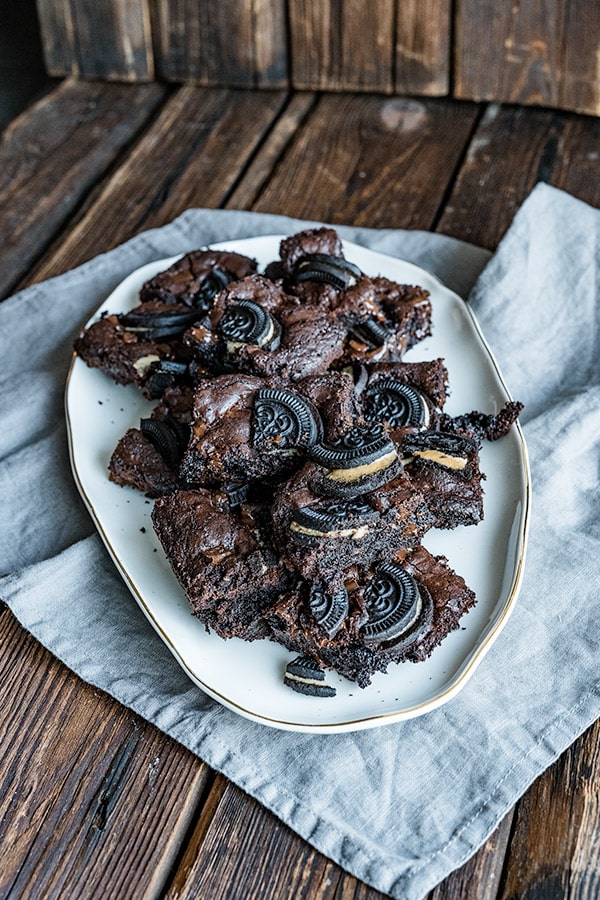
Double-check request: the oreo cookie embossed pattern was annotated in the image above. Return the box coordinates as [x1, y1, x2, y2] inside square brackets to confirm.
[75, 228, 523, 692]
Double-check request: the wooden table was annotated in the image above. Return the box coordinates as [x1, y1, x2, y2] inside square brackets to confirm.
[2, 78, 599, 900]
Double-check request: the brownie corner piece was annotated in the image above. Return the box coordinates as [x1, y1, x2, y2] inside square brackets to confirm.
[151, 489, 291, 640]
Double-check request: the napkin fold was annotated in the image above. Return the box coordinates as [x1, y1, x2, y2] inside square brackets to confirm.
[1, 185, 599, 899]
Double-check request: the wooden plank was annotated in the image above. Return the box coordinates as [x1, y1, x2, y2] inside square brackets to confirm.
[0, 609, 211, 899]
[427, 814, 513, 900]
[226, 92, 317, 209]
[498, 722, 600, 899]
[395, 0, 451, 96]
[24, 86, 287, 286]
[152, 0, 288, 87]
[252, 93, 481, 228]
[0, 78, 167, 301]
[164, 779, 388, 899]
[36, 0, 154, 81]
[436, 103, 600, 249]
[455, 0, 600, 116]
[289, 0, 395, 92]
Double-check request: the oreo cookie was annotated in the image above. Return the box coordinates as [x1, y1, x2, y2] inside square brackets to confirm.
[145, 359, 189, 398]
[309, 583, 349, 637]
[119, 308, 202, 340]
[218, 299, 281, 350]
[284, 656, 337, 697]
[365, 378, 429, 429]
[402, 430, 478, 471]
[192, 266, 232, 311]
[292, 253, 361, 291]
[252, 388, 323, 452]
[307, 423, 398, 484]
[349, 317, 393, 349]
[361, 563, 432, 645]
[140, 416, 190, 468]
[290, 498, 377, 542]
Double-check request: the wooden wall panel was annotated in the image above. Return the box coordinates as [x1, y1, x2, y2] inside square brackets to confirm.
[455, 0, 600, 116]
[289, 0, 396, 92]
[36, 0, 153, 81]
[152, 0, 288, 87]
[395, 0, 451, 96]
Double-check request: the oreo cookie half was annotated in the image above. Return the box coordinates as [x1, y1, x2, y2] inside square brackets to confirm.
[284, 656, 337, 697]
[361, 563, 429, 645]
[193, 266, 233, 311]
[252, 388, 323, 452]
[119, 308, 202, 340]
[290, 497, 377, 542]
[365, 378, 429, 429]
[402, 430, 478, 471]
[307, 423, 398, 484]
[218, 299, 282, 350]
[293, 253, 361, 291]
[140, 416, 190, 468]
[309, 583, 349, 637]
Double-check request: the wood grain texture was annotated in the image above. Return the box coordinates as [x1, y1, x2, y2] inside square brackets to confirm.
[152, 0, 288, 87]
[0, 78, 166, 301]
[0, 609, 211, 899]
[164, 779, 389, 899]
[289, 0, 395, 92]
[26, 86, 287, 285]
[436, 103, 600, 249]
[395, 0, 451, 96]
[252, 93, 480, 228]
[455, 0, 600, 116]
[36, 0, 154, 80]
[499, 722, 600, 900]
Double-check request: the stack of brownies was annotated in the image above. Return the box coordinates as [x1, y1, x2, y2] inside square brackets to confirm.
[75, 227, 522, 694]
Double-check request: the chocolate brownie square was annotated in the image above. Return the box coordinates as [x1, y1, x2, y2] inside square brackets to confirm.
[152, 489, 291, 641]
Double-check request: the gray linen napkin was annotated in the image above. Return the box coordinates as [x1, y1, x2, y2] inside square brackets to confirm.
[1, 184, 599, 898]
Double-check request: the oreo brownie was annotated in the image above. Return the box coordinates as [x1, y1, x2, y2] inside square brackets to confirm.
[152, 488, 291, 641]
[139, 248, 257, 307]
[179, 371, 359, 487]
[271, 453, 435, 589]
[265, 545, 476, 687]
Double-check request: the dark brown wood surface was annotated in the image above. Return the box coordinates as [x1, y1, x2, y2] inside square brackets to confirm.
[33, 1, 600, 116]
[37, 0, 154, 81]
[1, 80, 600, 899]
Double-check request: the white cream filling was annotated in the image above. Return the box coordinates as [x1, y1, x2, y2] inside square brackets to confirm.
[403, 449, 467, 470]
[290, 522, 370, 540]
[326, 447, 398, 483]
[285, 672, 326, 687]
[133, 354, 160, 375]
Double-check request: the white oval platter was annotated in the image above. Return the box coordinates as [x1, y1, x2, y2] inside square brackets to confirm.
[66, 236, 530, 733]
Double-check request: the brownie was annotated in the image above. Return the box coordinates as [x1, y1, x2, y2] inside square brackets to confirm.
[152, 489, 291, 641]
[139, 249, 257, 307]
[400, 430, 485, 529]
[179, 371, 359, 487]
[73, 306, 191, 391]
[186, 274, 348, 381]
[265, 545, 476, 687]
[440, 401, 524, 442]
[109, 428, 181, 498]
[271, 463, 435, 589]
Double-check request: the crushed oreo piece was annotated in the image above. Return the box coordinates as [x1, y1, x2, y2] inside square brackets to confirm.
[402, 430, 478, 471]
[309, 583, 349, 637]
[284, 656, 337, 697]
[145, 359, 189, 398]
[140, 416, 190, 468]
[293, 253, 361, 290]
[349, 317, 393, 349]
[119, 308, 202, 340]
